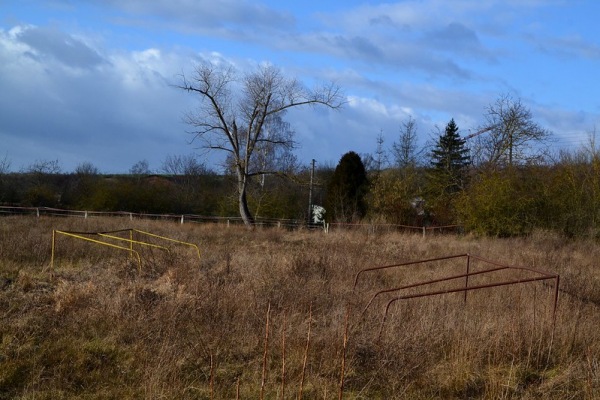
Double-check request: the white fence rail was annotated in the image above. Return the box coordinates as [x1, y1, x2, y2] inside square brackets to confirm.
[0, 206, 307, 229]
[0, 206, 460, 235]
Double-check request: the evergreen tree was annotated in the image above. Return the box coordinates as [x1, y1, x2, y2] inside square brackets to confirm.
[425, 119, 470, 224]
[325, 151, 369, 222]
[429, 119, 470, 194]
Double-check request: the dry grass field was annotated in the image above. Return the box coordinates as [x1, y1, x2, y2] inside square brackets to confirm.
[0, 216, 599, 399]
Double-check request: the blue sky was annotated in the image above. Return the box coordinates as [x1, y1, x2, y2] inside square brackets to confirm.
[1, 0, 599, 173]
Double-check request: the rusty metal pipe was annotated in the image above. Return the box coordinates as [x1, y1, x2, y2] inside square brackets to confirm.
[362, 266, 509, 315]
[464, 254, 471, 303]
[468, 254, 557, 278]
[353, 253, 469, 289]
[379, 275, 559, 338]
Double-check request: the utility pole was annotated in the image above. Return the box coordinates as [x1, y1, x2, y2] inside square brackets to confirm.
[307, 159, 315, 225]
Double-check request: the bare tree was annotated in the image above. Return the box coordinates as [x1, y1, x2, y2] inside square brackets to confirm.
[25, 159, 61, 175]
[75, 161, 99, 176]
[473, 94, 551, 168]
[0, 153, 11, 175]
[581, 126, 600, 162]
[178, 62, 344, 225]
[392, 115, 420, 169]
[130, 160, 150, 176]
[161, 154, 208, 176]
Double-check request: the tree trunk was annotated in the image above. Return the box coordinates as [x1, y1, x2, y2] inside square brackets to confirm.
[237, 172, 254, 225]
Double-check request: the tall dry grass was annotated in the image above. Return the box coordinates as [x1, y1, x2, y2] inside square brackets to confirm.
[0, 217, 599, 399]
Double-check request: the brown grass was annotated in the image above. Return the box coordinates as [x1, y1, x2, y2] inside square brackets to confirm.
[0, 217, 599, 399]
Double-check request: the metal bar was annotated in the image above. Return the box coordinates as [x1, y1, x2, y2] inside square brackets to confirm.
[50, 230, 56, 271]
[54, 230, 142, 272]
[133, 229, 201, 261]
[387, 275, 555, 304]
[59, 229, 133, 235]
[553, 275, 560, 323]
[97, 233, 170, 253]
[353, 254, 469, 289]
[468, 254, 556, 278]
[379, 275, 558, 338]
[464, 254, 471, 303]
[66, 228, 198, 259]
[362, 266, 509, 314]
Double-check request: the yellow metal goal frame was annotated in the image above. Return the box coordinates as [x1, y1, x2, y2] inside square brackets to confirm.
[50, 228, 201, 272]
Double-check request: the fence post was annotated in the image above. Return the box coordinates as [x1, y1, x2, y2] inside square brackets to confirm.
[84, 211, 88, 219]
[180, 215, 184, 224]
[422, 226, 426, 238]
[36, 208, 40, 218]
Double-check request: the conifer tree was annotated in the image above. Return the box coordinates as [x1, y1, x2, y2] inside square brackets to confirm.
[425, 119, 470, 224]
[429, 119, 470, 194]
[325, 151, 369, 222]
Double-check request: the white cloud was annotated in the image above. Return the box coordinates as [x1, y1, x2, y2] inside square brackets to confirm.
[347, 96, 390, 117]
[0, 0, 596, 173]
[0, 24, 199, 173]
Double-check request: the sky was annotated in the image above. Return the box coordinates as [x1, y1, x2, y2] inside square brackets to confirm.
[1, 0, 599, 174]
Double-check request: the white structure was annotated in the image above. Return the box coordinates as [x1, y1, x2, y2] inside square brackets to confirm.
[312, 205, 326, 224]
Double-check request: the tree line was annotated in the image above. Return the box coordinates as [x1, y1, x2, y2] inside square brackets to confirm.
[173, 61, 599, 238]
[0, 155, 316, 220]
[1, 123, 599, 239]
[3, 61, 598, 238]
[326, 97, 599, 238]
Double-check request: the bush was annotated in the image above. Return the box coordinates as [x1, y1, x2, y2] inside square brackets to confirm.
[456, 168, 545, 236]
